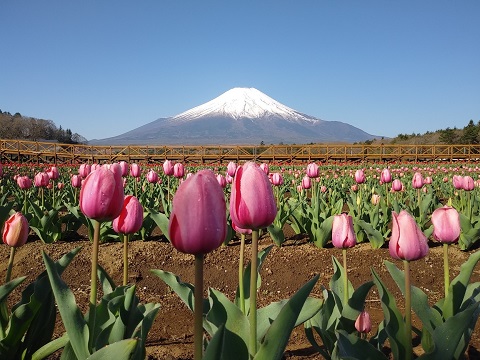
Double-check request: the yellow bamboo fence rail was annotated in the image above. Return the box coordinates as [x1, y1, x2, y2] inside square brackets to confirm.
[1, 139, 480, 165]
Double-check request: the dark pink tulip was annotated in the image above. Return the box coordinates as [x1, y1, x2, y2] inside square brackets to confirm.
[271, 173, 283, 186]
[355, 311, 372, 333]
[71, 174, 82, 188]
[112, 195, 144, 235]
[225, 174, 233, 184]
[463, 176, 475, 191]
[173, 163, 185, 178]
[301, 175, 312, 189]
[452, 175, 463, 190]
[389, 210, 429, 261]
[119, 161, 129, 177]
[230, 162, 277, 230]
[47, 166, 59, 180]
[391, 179, 403, 192]
[380, 168, 392, 183]
[129, 163, 141, 178]
[163, 160, 174, 176]
[412, 172, 424, 189]
[147, 169, 159, 183]
[306, 163, 319, 178]
[169, 170, 226, 255]
[3, 212, 29, 248]
[79, 166, 124, 222]
[331, 213, 357, 249]
[34, 172, 50, 187]
[79, 163, 92, 178]
[17, 176, 32, 189]
[226, 162, 237, 177]
[216, 174, 227, 188]
[431, 206, 460, 244]
[354, 169, 365, 184]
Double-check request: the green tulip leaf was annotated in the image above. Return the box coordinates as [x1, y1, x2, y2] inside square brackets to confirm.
[254, 275, 319, 360]
[0, 277, 26, 304]
[42, 251, 90, 360]
[148, 209, 170, 241]
[338, 280, 375, 332]
[384, 261, 443, 334]
[357, 220, 385, 249]
[205, 288, 249, 359]
[334, 329, 388, 360]
[86, 338, 139, 360]
[31, 333, 69, 360]
[330, 256, 355, 309]
[203, 324, 226, 360]
[97, 264, 116, 295]
[267, 223, 285, 247]
[372, 268, 406, 360]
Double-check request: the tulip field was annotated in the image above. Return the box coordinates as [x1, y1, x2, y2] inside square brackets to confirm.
[0, 159, 480, 359]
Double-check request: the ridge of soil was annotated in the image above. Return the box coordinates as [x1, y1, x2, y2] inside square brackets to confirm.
[1, 228, 479, 359]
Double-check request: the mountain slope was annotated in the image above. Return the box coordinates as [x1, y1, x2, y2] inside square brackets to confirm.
[90, 88, 378, 145]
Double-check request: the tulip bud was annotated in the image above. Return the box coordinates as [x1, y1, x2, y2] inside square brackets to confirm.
[216, 174, 227, 188]
[452, 175, 463, 190]
[230, 162, 277, 230]
[169, 170, 227, 254]
[380, 168, 392, 183]
[463, 176, 475, 191]
[34, 172, 50, 187]
[112, 195, 144, 235]
[47, 166, 59, 180]
[391, 179, 403, 192]
[119, 161, 129, 177]
[226, 162, 237, 177]
[354, 169, 365, 184]
[271, 173, 283, 186]
[173, 163, 185, 178]
[79, 163, 92, 178]
[332, 213, 357, 249]
[3, 212, 29, 248]
[412, 172, 424, 189]
[163, 160, 174, 176]
[355, 311, 372, 333]
[301, 175, 312, 190]
[130, 163, 141, 178]
[79, 167, 124, 222]
[431, 206, 460, 244]
[17, 175, 32, 190]
[306, 163, 319, 178]
[71, 174, 82, 188]
[259, 163, 269, 175]
[146, 169, 159, 184]
[389, 210, 429, 261]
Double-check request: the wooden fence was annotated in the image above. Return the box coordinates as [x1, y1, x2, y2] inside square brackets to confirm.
[1, 139, 480, 165]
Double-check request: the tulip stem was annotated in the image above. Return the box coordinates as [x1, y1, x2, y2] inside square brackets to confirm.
[343, 248, 348, 306]
[23, 191, 27, 214]
[403, 260, 413, 360]
[443, 243, 450, 298]
[5, 247, 16, 283]
[88, 220, 101, 347]
[239, 233, 246, 314]
[123, 233, 129, 286]
[249, 230, 259, 358]
[194, 254, 204, 360]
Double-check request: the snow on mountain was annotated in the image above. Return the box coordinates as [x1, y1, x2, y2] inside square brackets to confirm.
[172, 87, 319, 123]
[90, 87, 378, 145]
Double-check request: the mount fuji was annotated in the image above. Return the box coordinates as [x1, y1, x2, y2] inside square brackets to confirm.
[90, 88, 378, 145]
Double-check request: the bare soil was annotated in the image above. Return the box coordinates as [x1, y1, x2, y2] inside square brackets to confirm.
[1, 227, 479, 360]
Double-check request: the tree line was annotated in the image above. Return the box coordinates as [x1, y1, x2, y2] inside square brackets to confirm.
[0, 110, 86, 144]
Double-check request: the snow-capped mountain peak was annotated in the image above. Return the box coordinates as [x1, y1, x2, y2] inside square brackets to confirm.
[172, 87, 319, 123]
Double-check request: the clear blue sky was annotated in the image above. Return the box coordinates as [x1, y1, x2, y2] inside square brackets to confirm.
[1, 1, 479, 142]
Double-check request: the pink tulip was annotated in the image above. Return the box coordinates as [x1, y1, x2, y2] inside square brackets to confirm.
[34, 172, 50, 187]
[431, 206, 460, 244]
[331, 213, 357, 249]
[351, 184, 358, 192]
[79, 163, 92, 178]
[79, 166, 124, 222]
[320, 185, 327, 193]
[163, 160, 174, 176]
[130, 163, 141, 178]
[301, 175, 312, 189]
[146, 169, 159, 183]
[259, 163, 269, 175]
[169, 170, 227, 254]
[226, 162, 237, 177]
[306, 163, 319, 178]
[47, 166, 59, 180]
[391, 179, 403, 192]
[216, 174, 227, 188]
[355, 311, 372, 333]
[354, 169, 365, 184]
[452, 175, 463, 190]
[71, 174, 82, 188]
[57, 182, 64, 190]
[230, 162, 277, 230]
[173, 163, 185, 178]
[424, 176, 432, 185]
[112, 195, 144, 235]
[119, 161, 129, 177]
[389, 210, 429, 261]
[231, 221, 252, 235]
[463, 176, 475, 191]
[412, 172, 424, 189]
[17, 176, 32, 189]
[271, 173, 283, 186]
[3, 212, 29, 248]
[225, 174, 233, 184]
[380, 168, 392, 183]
